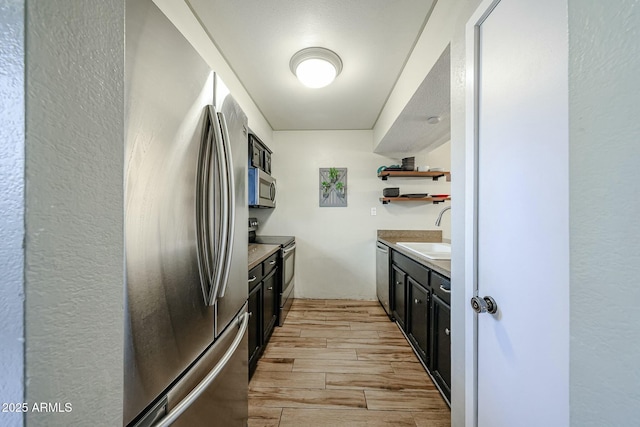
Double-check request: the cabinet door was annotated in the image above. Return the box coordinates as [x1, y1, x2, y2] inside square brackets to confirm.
[263, 151, 272, 174]
[408, 277, 430, 365]
[250, 137, 262, 169]
[262, 268, 278, 341]
[248, 284, 262, 379]
[391, 265, 407, 329]
[431, 294, 451, 401]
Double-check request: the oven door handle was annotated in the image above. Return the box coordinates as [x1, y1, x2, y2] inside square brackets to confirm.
[282, 244, 296, 255]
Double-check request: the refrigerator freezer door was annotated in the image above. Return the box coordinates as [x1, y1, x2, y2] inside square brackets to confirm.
[124, 0, 216, 424]
[132, 306, 249, 427]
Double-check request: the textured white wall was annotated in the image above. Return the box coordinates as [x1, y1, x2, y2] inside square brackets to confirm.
[422, 142, 452, 240]
[569, 2, 640, 426]
[449, 2, 483, 425]
[153, 0, 273, 145]
[24, 1, 124, 425]
[0, 1, 25, 426]
[252, 131, 450, 300]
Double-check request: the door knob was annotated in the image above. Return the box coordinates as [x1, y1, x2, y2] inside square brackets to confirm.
[470, 296, 498, 314]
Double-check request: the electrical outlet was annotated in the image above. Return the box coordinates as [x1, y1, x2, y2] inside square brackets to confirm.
[370, 207, 377, 216]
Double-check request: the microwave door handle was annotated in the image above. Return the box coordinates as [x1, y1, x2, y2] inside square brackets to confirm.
[216, 111, 235, 298]
[270, 181, 276, 202]
[195, 109, 214, 303]
[208, 105, 228, 306]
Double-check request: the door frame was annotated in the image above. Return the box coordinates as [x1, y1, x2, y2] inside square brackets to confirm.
[463, 1, 502, 426]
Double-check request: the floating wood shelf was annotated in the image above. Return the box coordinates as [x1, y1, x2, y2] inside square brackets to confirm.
[378, 170, 451, 182]
[380, 196, 451, 205]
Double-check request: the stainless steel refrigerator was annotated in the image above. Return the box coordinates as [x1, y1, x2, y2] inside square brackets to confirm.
[124, 1, 248, 425]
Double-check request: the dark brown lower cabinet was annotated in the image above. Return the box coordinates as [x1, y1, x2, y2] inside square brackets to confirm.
[391, 265, 407, 328]
[431, 294, 451, 401]
[408, 278, 430, 364]
[248, 251, 280, 380]
[389, 247, 451, 405]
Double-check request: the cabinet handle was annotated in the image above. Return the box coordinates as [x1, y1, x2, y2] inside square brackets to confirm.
[269, 260, 276, 265]
[396, 282, 402, 285]
[414, 299, 422, 304]
[439, 285, 451, 294]
[267, 286, 273, 291]
[248, 276, 257, 283]
[445, 328, 450, 336]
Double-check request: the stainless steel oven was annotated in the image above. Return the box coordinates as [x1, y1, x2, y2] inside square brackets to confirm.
[248, 167, 276, 208]
[279, 240, 296, 326]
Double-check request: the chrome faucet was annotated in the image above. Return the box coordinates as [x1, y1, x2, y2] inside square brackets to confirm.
[435, 206, 451, 226]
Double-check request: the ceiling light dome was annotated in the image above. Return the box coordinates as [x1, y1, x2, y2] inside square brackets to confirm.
[290, 47, 343, 89]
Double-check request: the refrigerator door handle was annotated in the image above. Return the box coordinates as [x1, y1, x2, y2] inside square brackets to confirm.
[195, 109, 214, 303]
[208, 105, 229, 306]
[216, 111, 236, 299]
[152, 311, 249, 427]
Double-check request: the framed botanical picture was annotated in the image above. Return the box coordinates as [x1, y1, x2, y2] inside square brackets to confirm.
[319, 167, 347, 207]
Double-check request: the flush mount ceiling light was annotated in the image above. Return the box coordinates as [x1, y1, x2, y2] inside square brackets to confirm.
[290, 47, 343, 89]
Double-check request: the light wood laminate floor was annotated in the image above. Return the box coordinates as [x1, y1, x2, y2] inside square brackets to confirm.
[248, 299, 451, 427]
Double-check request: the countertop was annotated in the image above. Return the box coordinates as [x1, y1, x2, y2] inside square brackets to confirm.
[248, 243, 280, 270]
[377, 230, 451, 278]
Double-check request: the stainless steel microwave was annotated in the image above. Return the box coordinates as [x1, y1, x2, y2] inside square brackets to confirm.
[248, 167, 276, 208]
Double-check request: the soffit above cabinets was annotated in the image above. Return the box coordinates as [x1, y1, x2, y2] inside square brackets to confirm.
[186, 0, 437, 131]
[375, 45, 451, 156]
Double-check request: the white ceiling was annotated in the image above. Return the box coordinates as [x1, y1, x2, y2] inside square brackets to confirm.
[376, 45, 450, 155]
[187, 0, 437, 131]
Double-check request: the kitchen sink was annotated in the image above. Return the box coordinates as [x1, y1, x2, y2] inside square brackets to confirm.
[397, 242, 451, 260]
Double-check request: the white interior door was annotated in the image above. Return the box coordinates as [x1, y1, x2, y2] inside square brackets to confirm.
[466, 0, 569, 426]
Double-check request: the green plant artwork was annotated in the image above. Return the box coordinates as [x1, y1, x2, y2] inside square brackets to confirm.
[319, 167, 347, 207]
[329, 167, 340, 183]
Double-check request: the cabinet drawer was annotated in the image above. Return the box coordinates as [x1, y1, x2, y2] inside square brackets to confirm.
[392, 250, 430, 287]
[263, 252, 278, 276]
[431, 271, 451, 305]
[248, 264, 262, 291]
